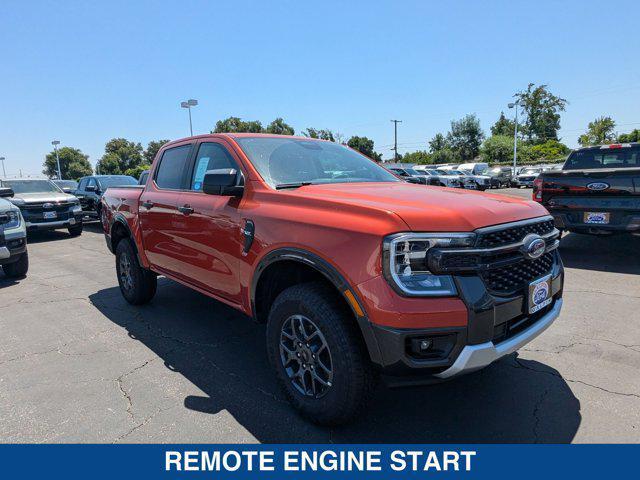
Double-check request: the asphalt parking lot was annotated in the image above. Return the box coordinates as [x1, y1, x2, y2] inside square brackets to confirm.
[1, 187, 639, 443]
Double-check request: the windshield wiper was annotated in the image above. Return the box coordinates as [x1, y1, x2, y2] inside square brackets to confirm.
[275, 182, 315, 190]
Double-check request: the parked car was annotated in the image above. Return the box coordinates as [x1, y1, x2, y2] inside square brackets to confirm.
[486, 166, 513, 188]
[0, 179, 83, 236]
[457, 162, 489, 175]
[138, 170, 149, 186]
[455, 168, 491, 191]
[52, 179, 79, 194]
[534, 142, 640, 236]
[411, 166, 461, 188]
[386, 166, 429, 185]
[102, 133, 563, 425]
[432, 169, 466, 188]
[75, 175, 138, 218]
[515, 167, 543, 188]
[0, 186, 28, 277]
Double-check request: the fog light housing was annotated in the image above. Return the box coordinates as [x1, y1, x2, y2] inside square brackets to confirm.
[407, 334, 457, 360]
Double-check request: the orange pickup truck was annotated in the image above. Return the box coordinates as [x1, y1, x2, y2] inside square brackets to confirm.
[101, 133, 564, 425]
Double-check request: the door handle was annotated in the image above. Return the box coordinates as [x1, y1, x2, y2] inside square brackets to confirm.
[178, 205, 194, 215]
[142, 201, 154, 209]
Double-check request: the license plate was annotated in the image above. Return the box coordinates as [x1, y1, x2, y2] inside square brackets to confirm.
[529, 274, 552, 314]
[584, 212, 609, 224]
[43, 211, 57, 219]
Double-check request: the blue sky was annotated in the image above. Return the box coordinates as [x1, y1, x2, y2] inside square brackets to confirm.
[1, 0, 639, 176]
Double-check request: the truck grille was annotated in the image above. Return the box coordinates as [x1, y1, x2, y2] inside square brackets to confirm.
[476, 218, 555, 249]
[481, 252, 554, 295]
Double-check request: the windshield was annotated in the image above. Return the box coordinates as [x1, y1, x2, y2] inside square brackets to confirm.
[235, 137, 400, 188]
[445, 170, 463, 175]
[564, 146, 640, 170]
[521, 168, 540, 175]
[54, 180, 78, 189]
[97, 176, 137, 189]
[404, 168, 421, 176]
[3, 179, 61, 194]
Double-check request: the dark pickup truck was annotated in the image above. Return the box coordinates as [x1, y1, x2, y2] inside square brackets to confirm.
[533, 143, 640, 235]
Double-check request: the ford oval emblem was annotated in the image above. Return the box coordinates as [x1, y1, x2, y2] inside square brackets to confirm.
[587, 182, 610, 191]
[43, 203, 54, 209]
[521, 234, 546, 260]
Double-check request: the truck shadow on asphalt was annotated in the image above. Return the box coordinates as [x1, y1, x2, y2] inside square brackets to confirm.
[559, 232, 640, 275]
[89, 283, 580, 443]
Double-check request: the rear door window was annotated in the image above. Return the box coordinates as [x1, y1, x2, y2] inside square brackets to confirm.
[155, 145, 192, 189]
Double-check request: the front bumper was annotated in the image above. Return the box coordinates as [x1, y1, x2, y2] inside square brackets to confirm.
[435, 298, 562, 378]
[25, 215, 83, 231]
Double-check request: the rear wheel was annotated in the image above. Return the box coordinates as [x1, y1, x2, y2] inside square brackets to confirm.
[115, 238, 157, 305]
[266, 282, 377, 426]
[3, 251, 29, 278]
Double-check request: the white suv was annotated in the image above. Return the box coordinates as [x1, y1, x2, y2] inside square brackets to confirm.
[0, 186, 28, 278]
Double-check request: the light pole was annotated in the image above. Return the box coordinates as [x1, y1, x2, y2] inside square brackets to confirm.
[508, 101, 521, 177]
[180, 99, 198, 136]
[390, 119, 402, 162]
[52, 140, 62, 179]
[0, 157, 5, 178]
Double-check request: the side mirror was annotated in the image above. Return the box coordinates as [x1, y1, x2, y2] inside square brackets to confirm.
[203, 169, 243, 196]
[0, 187, 14, 198]
[85, 185, 97, 192]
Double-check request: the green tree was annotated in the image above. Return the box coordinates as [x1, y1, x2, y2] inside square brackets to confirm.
[212, 117, 264, 133]
[42, 146, 93, 180]
[346, 136, 382, 161]
[124, 164, 150, 180]
[144, 139, 170, 164]
[96, 138, 144, 175]
[490, 112, 516, 137]
[530, 139, 570, 160]
[402, 150, 433, 164]
[618, 129, 640, 143]
[578, 116, 617, 146]
[480, 135, 514, 164]
[265, 118, 295, 135]
[447, 114, 485, 161]
[302, 128, 335, 141]
[428, 133, 448, 153]
[515, 83, 567, 143]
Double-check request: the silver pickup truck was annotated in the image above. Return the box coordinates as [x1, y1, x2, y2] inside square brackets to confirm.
[0, 186, 28, 278]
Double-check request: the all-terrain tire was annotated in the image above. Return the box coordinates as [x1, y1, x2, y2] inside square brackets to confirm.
[115, 238, 157, 305]
[68, 222, 83, 237]
[266, 282, 377, 426]
[2, 251, 29, 278]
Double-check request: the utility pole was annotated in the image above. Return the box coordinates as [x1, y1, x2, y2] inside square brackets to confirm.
[508, 101, 520, 177]
[0, 157, 6, 178]
[390, 119, 402, 162]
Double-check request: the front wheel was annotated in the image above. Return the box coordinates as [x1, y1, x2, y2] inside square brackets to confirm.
[266, 282, 377, 426]
[115, 239, 157, 305]
[68, 222, 83, 237]
[3, 251, 29, 278]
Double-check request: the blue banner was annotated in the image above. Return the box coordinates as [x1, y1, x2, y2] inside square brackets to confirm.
[0, 444, 636, 479]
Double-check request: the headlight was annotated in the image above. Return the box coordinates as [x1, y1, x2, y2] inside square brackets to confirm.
[383, 233, 476, 296]
[2, 210, 22, 229]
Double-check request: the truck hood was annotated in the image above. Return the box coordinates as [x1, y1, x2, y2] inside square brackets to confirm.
[286, 182, 549, 231]
[10, 192, 77, 204]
